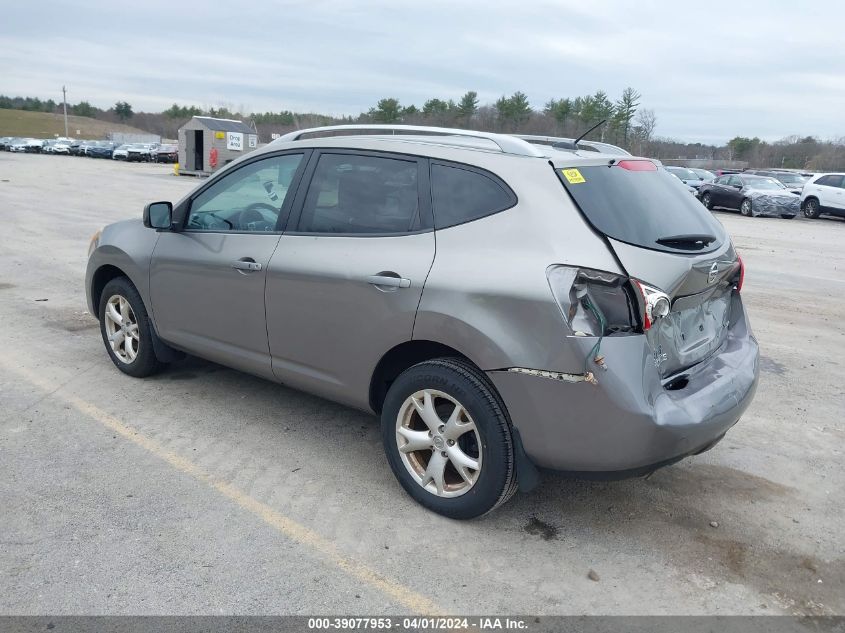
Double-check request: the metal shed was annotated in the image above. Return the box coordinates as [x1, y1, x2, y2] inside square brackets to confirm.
[177, 116, 258, 176]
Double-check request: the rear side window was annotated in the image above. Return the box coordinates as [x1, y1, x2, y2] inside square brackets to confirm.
[297, 153, 420, 234]
[558, 162, 726, 253]
[430, 163, 516, 229]
[816, 175, 844, 187]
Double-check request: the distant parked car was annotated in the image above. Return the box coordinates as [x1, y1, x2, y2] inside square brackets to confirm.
[88, 141, 116, 159]
[25, 138, 44, 153]
[689, 168, 716, 182]
[744, 169, 807, 194]
[152, 144, 177, 163]
[8, 138, 28, 153]
[80, 141, 102, 156]
[664, 166, 706, 190]
[800, 173, 845, 219]
[42, 140, 58, 153]
[53, 140, 74, 155]
[126, 143, 158, 162]
[698, 174, 799, 218]
[69, 140, 87, 156]
[0, 137, 12, 150]
[112, 144, 130, 160]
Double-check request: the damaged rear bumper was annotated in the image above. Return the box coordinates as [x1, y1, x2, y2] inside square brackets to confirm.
[488, 304, 759, 473]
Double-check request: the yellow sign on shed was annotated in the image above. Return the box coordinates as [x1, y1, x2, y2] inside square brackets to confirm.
[215, 131, 225, 139]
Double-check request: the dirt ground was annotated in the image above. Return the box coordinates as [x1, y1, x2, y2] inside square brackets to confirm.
[0, 152, 842, 615]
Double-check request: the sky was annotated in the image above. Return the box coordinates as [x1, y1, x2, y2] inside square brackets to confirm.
[1, 0, 844, 145]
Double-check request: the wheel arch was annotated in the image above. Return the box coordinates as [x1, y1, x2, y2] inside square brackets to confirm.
[369, 340, 480, 414]
[89, 264, 132, 315]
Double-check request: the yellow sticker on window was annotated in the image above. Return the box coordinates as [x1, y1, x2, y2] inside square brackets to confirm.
[562, 168, 586, 184]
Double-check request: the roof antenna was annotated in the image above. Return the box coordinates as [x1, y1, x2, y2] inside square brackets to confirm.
[553, 119, 607, 150]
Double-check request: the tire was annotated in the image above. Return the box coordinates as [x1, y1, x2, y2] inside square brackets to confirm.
[740, 198, 753, 216]
[381, 358, 518, 519]
[803, 198, 821, 219]
[780, 214, 795, 219]
[701, 192, 713, 210]
[98, 277, 164, 377]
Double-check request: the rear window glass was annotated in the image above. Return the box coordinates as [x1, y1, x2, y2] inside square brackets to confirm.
[431, 163, 516, 229]
[558, 162, 726, 253]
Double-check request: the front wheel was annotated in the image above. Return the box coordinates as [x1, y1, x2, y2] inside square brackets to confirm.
[381, 358, 518, 519]
[701, 192, 713, 210]
[740, 198, 753, 216]
[803, 198, 821, 219]
[98, 277, 164, 377]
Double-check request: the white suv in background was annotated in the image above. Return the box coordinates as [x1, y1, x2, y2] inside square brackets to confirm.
[800, 173, 845, 219]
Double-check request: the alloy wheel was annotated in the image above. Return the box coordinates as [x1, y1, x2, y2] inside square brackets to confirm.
[804, 199, 819, 218]
[740, 199, 752, 216]
[103, 294, 140, 364]
[395, 389, 482, 498]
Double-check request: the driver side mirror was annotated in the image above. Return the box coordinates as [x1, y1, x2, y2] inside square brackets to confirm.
[143, 201, 173, 229]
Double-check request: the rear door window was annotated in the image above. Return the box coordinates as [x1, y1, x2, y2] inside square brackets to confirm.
[295, 153, 421, 234]
[557, 161, 726, 253]
[816, 175, 844, 188]
[430, 163, 516, 229]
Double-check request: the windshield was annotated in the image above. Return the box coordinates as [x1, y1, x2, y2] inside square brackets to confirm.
[743, 177, 785, 190]
[666, 167, 698, 180]
[773, 172, 804, 184]
[691, 168, 715, 181]
[557, 162, 726, 253]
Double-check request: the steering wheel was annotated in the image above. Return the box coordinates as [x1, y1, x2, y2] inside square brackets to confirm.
[240, 203, 278, 231]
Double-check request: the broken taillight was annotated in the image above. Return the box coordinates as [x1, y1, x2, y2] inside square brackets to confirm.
[632, 279, 672, 332]
[735, 254, 745, 292]
[546, 266, 637, 336]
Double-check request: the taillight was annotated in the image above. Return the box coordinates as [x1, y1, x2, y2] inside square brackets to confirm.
[616, 159, 657, 171]
[735, 254, 745, 292]
[546, 266, 637, 336]
[632, 279, 671, 332]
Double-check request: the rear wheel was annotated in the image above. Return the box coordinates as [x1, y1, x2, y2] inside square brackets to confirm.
[701, 192, 713, 210]
[803, 198, 821, 219]
[740, 198, 753, 216]
[98, 277, 164, 378]
[381, 358, 517, 519]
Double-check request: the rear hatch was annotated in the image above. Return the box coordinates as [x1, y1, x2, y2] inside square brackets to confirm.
[556, 158, 740, 378]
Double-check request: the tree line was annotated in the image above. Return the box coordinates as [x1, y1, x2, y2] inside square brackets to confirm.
[2, 91, 844, 169]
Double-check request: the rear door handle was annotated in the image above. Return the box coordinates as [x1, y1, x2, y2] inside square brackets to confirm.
[232, 258, 262, 272]
[367, 274, 411, 288]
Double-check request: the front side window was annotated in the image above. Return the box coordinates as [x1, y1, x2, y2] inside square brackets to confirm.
[296, 153, 420, 234]
[187, 153, 303, 232]
[430, 163, 516, 229]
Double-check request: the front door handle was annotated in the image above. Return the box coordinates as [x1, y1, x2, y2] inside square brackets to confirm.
[367, 274, 411, 289]
[232, 258, 262, 272]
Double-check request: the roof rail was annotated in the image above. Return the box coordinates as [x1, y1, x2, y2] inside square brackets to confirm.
[513, 134, 631, 156]
[275, 124, 546, 158]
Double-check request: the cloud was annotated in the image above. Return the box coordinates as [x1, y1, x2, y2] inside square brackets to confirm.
[1, 0, 843, 143]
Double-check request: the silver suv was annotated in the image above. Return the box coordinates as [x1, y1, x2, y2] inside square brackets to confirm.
[86, 125, 759, 519]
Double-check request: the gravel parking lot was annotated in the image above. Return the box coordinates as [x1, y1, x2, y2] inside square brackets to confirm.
[1, 152, 843, 616]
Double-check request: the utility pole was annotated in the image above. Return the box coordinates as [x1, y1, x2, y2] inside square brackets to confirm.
[62, 85, 69, 138]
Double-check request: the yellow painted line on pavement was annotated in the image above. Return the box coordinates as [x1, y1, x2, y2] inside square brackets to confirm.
[2, 359, 442, 615]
